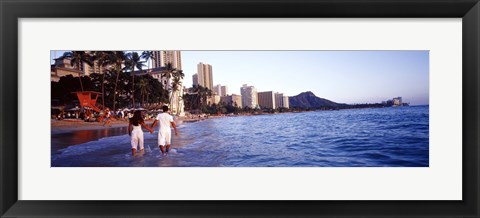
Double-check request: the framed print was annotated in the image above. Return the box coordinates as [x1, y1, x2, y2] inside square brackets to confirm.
[1, 0, 479, 217]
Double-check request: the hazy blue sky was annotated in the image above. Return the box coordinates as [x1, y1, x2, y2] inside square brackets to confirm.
[51, 51, 429, 105]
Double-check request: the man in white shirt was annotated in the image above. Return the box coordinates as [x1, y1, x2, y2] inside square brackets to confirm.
[151, 105, 178, 155]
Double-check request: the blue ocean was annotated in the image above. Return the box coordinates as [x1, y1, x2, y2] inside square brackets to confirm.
[51, 106, 429, 167]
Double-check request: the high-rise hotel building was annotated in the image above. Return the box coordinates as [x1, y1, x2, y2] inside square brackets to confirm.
[192, 74, 199, 86]
[153, 51, 182, 70]
[152, 50, 182, 87]
[214, 84, 222, 96]
[258, 91, 276, 110]
[220, 94, 242, 108]
[213, 84, 228, 96]
[283, 96, 290, 108]
[240, 84, 258, 109]
[152, 51, 184, 116]
[195, 62, 214, 90]
[274, 92, 290, 109]
[221, 86, 228, 97]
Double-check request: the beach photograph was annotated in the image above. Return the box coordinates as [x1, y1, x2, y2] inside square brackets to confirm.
[51, 50, 429, 167]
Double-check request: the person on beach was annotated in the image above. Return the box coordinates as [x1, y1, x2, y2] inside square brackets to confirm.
[151, 105, 178, 156]
[102, 108, 111, 127]
[84, 110, 91, 122]
[129, 110, 154, 156]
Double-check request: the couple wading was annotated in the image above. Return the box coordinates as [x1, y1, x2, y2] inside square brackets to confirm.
[128, 106, 179, 156]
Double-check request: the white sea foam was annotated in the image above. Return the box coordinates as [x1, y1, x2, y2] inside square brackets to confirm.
[145, 144, 152, 153]
[57, 135, 130, 157]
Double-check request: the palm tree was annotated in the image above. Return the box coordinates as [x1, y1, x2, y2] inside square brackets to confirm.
[141, 51, 154, 72]
[62, 51, 92, 91]
[162, 63, 183, 105]
[169, 70, 185, 115]
[125, 52, 145, 108]
[161, 62, 175, 89]
[202, 87, 213, 112]
[162, 63, 175, 100]
[160, 63, 174, 105]
[191, 85, 212, 112]
[170, 76, 182, 114]
[137, 77, 149, 108]
[91, 51, 111, 109]
[110, 51, 126, 112]
[189, 85, 202, 110]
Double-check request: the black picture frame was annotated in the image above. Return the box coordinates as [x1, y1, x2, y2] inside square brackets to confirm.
[1, 0, 479, 217]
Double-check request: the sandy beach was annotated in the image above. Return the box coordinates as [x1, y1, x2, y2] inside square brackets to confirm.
[50, 115, 226, 134]
[51, 119, 133, 134]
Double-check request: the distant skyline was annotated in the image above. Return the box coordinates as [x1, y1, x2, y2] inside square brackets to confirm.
[51, 50, 429, 105]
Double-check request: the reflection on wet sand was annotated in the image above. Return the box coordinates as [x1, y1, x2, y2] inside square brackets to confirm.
[51, 127, 128, 152]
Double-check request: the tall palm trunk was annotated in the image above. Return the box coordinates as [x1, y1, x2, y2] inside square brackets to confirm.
[141, 90, 145, 107]
[146, 94, 149, 109]
[112, 62, 121, 112]
[193, 93, 200, 110]
[78, 62, 84, 91]
[177, 90, 182, 116]
[132, 73, 135, 108]
[169, 89, 175, 108]
[101, 68, 105, 109]
[166, 76, 172, 103]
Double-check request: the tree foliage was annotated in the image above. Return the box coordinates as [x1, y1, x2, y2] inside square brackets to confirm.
[51, 72, 165, 110]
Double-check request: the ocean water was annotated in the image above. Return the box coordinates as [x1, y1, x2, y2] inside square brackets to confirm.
[51, 106, 429, 167]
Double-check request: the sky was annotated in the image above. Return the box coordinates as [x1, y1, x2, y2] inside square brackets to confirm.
[51, 50, 429, 105]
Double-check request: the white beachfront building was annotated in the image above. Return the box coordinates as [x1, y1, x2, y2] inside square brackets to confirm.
[240, 84, 258, 109]
[152, 51, 185, 116]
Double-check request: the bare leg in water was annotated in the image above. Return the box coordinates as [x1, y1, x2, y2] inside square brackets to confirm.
[159, 145, 165, 155]
[159, 145, 170, 156]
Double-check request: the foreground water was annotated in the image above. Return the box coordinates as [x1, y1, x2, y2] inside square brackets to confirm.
[51, 106, 429, 167]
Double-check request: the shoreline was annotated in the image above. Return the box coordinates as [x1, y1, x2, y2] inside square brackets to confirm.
[49, 110, 342, 134]
[50, 112, 284, 135]
[51, 119, 131, 135]
[51, 106, 422, 134]
[51, 115, 222, 134]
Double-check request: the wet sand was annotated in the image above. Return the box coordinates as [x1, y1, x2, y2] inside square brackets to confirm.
[50, 116, 211, 151]
[51, 119, 149, 152]
[51, 118, 173, 134]
[50, 115, 230, 152]
[50, 115, 226, 135]
[51, 119, 134, 134]
[51, 126, 130, 152]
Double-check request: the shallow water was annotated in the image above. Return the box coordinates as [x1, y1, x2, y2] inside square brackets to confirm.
[51, 106, 429, 167]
